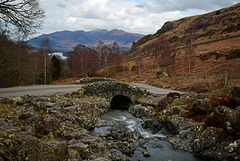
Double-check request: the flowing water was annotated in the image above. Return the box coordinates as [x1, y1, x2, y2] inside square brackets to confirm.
[92, 110, 202, 161]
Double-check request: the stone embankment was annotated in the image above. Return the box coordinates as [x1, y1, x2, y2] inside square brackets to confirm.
[0, 79, 240, 161]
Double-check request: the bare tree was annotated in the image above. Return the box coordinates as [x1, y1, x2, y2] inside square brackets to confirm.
[186, 26, 197, 74]
[120, 49, 127, 73]
[68, 44, 97, 77]
[111, 41, 120, 55]
[0, 0, 45, 36]
[101, 45, 112, 77]
[95, 40, 105, 70]
[0, 32, 39, 87]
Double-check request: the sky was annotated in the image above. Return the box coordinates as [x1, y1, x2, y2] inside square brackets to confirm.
[38, 0, 239, 35]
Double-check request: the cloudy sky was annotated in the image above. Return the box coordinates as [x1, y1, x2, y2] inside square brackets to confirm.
[38, 0, 239, 35]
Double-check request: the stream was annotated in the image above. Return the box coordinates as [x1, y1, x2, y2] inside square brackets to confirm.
[92, 110, 202, 161]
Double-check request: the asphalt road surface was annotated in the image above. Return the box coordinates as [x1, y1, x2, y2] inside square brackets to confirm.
[130, 83, 186, 95]
[0, 85, 82, 97]
[0, 83, 185, 97]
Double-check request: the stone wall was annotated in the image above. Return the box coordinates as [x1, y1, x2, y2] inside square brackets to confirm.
[76, 77, 115, 84]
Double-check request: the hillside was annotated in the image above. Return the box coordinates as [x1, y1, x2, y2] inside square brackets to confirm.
[111, 3, 240, 92]
[28, 29, 144, 52]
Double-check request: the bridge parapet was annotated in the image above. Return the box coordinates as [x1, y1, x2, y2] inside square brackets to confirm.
[81, 80, 149, 103]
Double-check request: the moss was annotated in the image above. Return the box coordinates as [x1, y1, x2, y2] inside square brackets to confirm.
[12, 97, 22, 103]
[20, 126, 27, 131]
[43, 132, 56, 141]
[0, 132, 8, 138]
[170, 98, 191, 107]
[131, 66, 136, 71]
[37, 110, 47, 115]
[47, 146, 55, 157]
[0, 103, 19, 116]
[67, 149, 79, 155]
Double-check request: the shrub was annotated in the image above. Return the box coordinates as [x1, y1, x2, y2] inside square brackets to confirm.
[156, 70, 163, 78]
[216, 10, 221, 15]
[222, 24, 240, 33]
[87, 70, 97, 77]
[228, 49, 240, 59]
[131, 66, 136, 71]
[169, 36, 179, 43]
[36, 73, 52, 84]
[209, 94, 238, 109]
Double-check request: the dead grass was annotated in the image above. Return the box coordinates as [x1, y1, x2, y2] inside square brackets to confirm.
[209, 94, 238, 109]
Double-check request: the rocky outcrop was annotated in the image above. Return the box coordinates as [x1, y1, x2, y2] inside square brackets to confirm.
[107, 123, 141, 143]
[143, 91, 240, 161]
[0, 94, 131, 161]
[128, 104, 152, 118]
[214, 106, 240, 136]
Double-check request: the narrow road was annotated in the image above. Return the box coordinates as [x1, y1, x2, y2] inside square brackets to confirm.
[130, 83, 186, 95]
[0, 85, 82, 97]
[0, 83, 185, 97]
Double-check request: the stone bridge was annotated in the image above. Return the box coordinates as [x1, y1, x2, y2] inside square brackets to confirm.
[81, 80, 148, 110]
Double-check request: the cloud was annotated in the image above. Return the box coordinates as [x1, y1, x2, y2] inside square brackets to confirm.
[37, 0, 238, 36]
[64, 0, 181, 34]
[148, 0, 238, 12]
[57, 3, 66, 8]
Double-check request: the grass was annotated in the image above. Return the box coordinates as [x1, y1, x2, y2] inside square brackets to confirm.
[170, 98, 191, 107]
[0, 102, 19, 116]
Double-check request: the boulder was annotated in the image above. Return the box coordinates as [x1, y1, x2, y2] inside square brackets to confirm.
[142, 118, 164, 133]
[128, 104, 152, 118]
[231, 86, 240, 98]
[0, 134, 69, 161]
[214, 106, 240, 136]
[165, 115, 195, 134]
[192, 98, 211, 114]
[113, 141, 136, 155]
[163, 105, 188, 116]
[142, 151, 150, 157]
[193, 126, 225, 153]
[107, 123, 141, 142]
[93, 157, 111, 161]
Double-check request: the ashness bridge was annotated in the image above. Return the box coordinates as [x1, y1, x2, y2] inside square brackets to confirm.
[81, 80, 148, 110]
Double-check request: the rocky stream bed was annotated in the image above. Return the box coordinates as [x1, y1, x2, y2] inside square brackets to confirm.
[0, 81, 240, 161]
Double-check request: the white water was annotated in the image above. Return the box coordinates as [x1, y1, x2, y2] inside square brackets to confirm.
[93, 110, 202, 161]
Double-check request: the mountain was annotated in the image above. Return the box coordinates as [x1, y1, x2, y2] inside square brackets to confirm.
[28, 29, 144, 51]
[130, 3, 240, 52]
[112, 3, 240, 92]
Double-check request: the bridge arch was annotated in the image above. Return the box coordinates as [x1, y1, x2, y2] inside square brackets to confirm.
[110, 95, 132, 110]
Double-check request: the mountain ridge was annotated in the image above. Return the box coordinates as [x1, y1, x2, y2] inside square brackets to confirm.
[28, 29, 144, 52]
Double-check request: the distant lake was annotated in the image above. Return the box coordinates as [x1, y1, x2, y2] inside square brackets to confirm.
[50, 52, 67, 60]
